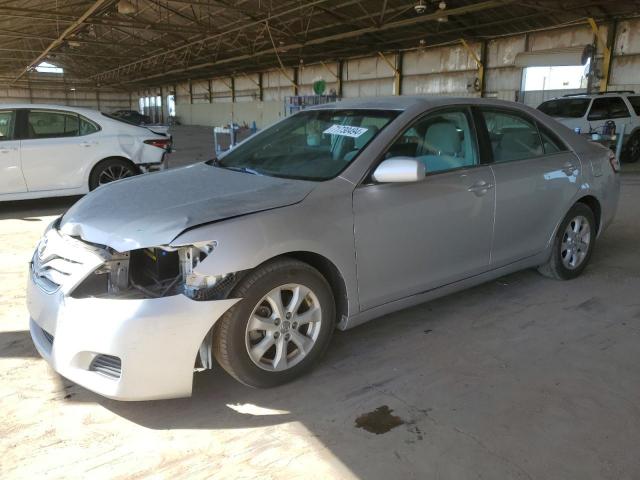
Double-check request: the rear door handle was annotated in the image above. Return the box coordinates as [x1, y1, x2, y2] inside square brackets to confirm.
[80, 141, 96, 147]
[562, 162, 578, 175]
[468, 180, 494, 196]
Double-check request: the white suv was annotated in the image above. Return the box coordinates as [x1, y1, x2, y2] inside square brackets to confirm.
[0, 104, 171, 201]
[538, 92, 640, 163]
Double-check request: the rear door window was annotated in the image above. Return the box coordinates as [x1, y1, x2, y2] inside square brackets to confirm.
[587, 97, 631, 121]
[480, 109, 544, 162]
[27, 110, 79, 139]
[0, 110, 15, 140]
[538, 98, 591, 118]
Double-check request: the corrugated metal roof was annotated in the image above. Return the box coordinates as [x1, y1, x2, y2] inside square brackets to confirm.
[0, 0, 636, 88]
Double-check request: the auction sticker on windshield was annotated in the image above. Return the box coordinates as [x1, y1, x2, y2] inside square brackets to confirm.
[323, 124, 369, 138]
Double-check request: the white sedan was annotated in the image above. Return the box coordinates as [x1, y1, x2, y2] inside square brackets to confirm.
[0, 104, 171, 201]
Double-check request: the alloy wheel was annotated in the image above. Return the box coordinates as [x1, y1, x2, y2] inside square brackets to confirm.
[98, 165, 134, 186]
[245, 283, 322, 371]
[561, 215, 591, 270]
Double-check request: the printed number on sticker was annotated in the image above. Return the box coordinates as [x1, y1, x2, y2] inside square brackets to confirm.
[323, 124, 369, 138]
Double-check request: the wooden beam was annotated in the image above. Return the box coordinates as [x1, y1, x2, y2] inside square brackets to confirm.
[460, 38, 484, 97]
[588, 17, 616, 93]
[13, 0, 111, 83]
[319, 61, 340, 81]
[378, 51, 400, 95]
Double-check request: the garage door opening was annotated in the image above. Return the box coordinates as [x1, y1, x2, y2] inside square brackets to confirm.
[523, 63, 589, 92]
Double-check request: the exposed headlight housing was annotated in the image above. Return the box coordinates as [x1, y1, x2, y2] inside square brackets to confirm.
[71, 241, 236, 301]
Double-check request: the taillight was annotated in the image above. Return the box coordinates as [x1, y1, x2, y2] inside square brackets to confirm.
[144, 138, 171, 150]
[608, 150, 620, 173]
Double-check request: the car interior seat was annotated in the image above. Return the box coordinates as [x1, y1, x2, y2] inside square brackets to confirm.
[417, 121, 468, 172]
[495, 128, 543, 162]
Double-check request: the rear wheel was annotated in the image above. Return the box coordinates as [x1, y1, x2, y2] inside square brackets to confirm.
[538, 203, 596, 280]
[89, 158, 137, 190]
[623, 131, 640, 163]
[213, 258, 335, 388]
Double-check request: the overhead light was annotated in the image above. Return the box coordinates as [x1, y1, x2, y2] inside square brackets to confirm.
[437, 15, 449, 23]
[67, 40, 81, 48]
[439, 1, 447, 9]
[70, 87, 76, 91]
[117, 0, 136, 15]
[414, 0, 427, 14]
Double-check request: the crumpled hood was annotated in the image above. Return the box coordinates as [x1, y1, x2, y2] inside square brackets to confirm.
[59, 163, 315, 251]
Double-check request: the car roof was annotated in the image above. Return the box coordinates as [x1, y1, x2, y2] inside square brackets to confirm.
[545, 91, 637, 101]
[0, 103, 101, 116]
[309, 96, 538, 111]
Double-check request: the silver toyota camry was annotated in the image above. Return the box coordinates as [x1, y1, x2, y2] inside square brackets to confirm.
[27, 97, 620, 400]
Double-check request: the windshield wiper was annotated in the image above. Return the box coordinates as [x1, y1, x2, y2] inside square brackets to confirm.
[223, 166, 263, 176]
[207, 158, 261, 176]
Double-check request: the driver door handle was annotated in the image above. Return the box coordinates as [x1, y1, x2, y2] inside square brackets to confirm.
[0, 147, 17, 153]
[80, 141, 97, 147]
[468, 180, 494, 196]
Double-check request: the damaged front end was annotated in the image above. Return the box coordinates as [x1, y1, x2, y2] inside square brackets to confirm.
[63, 239, 240, 372]
[70, 241, 237, 302]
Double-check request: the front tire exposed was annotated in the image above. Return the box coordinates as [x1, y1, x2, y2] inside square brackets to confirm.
[538, 203, 596, 280]
[213, 258, 335, 388]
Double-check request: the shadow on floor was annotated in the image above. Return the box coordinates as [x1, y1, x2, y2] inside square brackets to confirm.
[0, 330, 39, 358]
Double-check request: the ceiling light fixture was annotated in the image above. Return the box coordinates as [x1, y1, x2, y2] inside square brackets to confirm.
[117, 0, 136, 15]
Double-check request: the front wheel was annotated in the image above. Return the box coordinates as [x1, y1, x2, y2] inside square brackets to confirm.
[213, 258, 335, 388]
[538, 203, 596, 280]
[89, 158, 137, 190]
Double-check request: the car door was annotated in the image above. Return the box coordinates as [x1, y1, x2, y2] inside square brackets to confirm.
[19, 109, 97, 191]
[0, 109, 26, 195]
[353, 107, 495, 311]
[476, 107, 581, 267]
[586, 96, 632, 135]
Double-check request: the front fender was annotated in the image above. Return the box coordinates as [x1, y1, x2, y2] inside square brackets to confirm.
[171, 184, 359, 318]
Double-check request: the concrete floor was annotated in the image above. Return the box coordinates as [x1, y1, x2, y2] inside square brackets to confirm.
[1, 129, 640, 479]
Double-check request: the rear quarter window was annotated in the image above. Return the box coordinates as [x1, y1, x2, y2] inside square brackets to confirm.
[538, 98, 591, 118]
[587, 97, 630, 120]
[627, 96, 640, 115]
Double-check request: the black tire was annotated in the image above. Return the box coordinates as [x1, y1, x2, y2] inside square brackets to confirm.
[213, 258, 335, 388]
[538, 203, 596, 280]
[622, 131, 640, 163]
[89, 158, 138, 190]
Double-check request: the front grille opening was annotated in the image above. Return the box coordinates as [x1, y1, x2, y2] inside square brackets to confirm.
[89, 354, 122, 379]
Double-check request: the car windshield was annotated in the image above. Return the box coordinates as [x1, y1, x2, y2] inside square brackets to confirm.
[538, 98, 591, 118]
[213, 109, 399, 181]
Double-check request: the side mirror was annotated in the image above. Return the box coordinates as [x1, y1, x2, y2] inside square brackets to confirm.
[372, 157, 426, 183]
